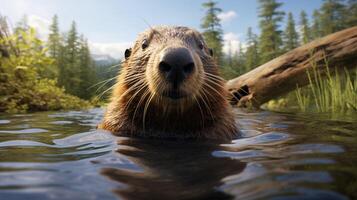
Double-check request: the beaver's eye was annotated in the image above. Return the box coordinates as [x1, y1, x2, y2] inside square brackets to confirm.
[142, 39, 149, 49]
[198, 41, 204, 50]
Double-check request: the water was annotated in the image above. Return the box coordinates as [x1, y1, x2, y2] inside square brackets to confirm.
[0, 108, 356, 200]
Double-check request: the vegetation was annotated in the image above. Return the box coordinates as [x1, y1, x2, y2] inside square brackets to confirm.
[201, 0, 357, 114]
[0, 23, 90, 113]
[257, 0, 285, 64]
[0, 16, 92, 113]
[200, 0, 357, 79]
[299, 11, 312, 44]
[47, 18, 97, 99]
[200, 1, 224, 64]
[283, 12, 299, 51]
[265, 65, 356, 114]
[296, 66, 356, 113]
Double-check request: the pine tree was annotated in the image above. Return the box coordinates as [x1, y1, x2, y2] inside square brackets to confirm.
[59, 21, 81, 95]
[66, 21, 79, 63]
[78, 35, 96, 99]
[237, 43, 246, 73]
[245, 27, 259, 70]
[311, 10, 322, 39]
[346, 0, 357, 26]
[43, 15, 61, 79]
[56, 32, 68, 89]
[201, 0, 224, 64]
[283, 12, 299, 51]
[258, 0, 285, 64]
[47, 15, 61, 59]
[319, 0, 346, 35]
[299, 11, 311, 44]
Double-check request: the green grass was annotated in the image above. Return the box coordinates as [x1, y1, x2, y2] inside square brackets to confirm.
[295, 63, 357, 113]
[265, 61, 356, 114]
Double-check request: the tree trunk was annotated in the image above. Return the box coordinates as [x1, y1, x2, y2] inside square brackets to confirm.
[226, 26, 357, 107]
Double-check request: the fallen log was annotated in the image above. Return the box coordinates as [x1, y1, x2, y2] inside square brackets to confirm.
[226, 26, 357, 108]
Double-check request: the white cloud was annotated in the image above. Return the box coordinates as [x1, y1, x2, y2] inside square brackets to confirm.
[89, 42, 132, 59]
[223, 32, 242, 55]
[20, 14, 131, 59]
[218, 11, 237, 23]
[27, 15, 50, 40]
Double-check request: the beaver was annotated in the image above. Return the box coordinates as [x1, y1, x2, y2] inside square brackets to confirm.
[99, 26, 238, 140]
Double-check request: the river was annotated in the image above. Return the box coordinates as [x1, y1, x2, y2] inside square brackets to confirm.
[0, 108, 356, 199]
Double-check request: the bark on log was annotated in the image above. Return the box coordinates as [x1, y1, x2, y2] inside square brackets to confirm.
[226, 26, 357, 108]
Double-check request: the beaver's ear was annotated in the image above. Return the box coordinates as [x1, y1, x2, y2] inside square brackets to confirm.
[124, 48, 132, 59]
[208, 48, 213, 56]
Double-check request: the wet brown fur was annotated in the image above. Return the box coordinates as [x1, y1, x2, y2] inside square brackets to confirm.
[99, 26, 238, 140]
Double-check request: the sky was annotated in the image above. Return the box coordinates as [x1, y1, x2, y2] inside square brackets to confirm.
[0, 0, 323, 59]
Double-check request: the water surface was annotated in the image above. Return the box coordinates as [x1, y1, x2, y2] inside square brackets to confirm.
[0, 108, 356, 199]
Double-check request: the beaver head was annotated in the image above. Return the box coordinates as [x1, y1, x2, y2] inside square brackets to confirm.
[100, 26, 238, 140]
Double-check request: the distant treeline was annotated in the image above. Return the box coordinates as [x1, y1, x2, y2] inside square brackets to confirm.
[201, 0, 357, 79]
[0, 15, 113, 113]
[46, 15, 98, 99]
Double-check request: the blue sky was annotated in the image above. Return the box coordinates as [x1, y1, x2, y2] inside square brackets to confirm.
[0, 0, 323, 59]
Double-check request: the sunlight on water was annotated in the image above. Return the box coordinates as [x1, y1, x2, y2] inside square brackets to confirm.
[0, 108, 356, 199]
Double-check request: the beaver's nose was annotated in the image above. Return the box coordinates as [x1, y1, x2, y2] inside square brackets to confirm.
[158, 47, 195, 87]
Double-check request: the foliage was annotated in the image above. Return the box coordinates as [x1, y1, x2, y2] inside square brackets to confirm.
[345, 0, 357, 26]
[244, 27, 260, 71]
[299, 11, 312, 44]
[258, 0, 285, 64]
[319, 0, 347, 35]
[201, 0, 224, 64]
[48, 19, 97, 100]
[0, 23, 91, 113]
[283, 12, 299, 51]
[311, 10, 323, 39]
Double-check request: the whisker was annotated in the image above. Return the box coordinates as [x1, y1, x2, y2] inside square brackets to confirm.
[122, 81, 147, 112]
[131, 88, 151, 134]
[88, 76, 117, 90]
[142, 88, 155, 131]
[198, 89, 215, 121]
[193, 95, 205, 128]
[205, 78, 226, 90]
[203, 82, 226, 100]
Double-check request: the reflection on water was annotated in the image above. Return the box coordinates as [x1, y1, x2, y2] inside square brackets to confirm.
[0, 108, 356, 200]
[102, 139, 245, 199]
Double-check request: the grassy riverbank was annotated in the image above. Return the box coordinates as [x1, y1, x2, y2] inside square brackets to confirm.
[264, 65, 357, 115]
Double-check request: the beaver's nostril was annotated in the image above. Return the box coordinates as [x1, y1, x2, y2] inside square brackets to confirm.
[183, 63, 195, 74]
[159, 61, 172, 73]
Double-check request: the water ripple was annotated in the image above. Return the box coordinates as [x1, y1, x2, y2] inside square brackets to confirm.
[286, 143, 345, 154]
[225, 132, 290, 148]
[0, 120, 11, 124]
[213, 150, 266, 159]
[0, 128, 48, 134]
[0, 140, 52, 147]
[49, 121, 73, 125]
